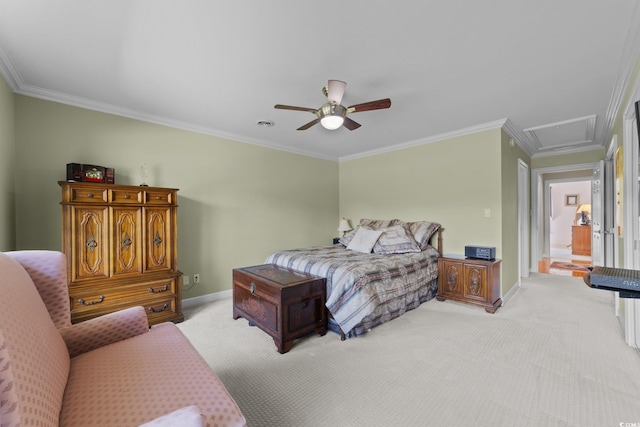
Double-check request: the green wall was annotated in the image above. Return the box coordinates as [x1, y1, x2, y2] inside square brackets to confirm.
[338, 128, 527, 296]
[12, 95, 339, 297]
[0, 76, 14, 251]
[531, 149, 605, 169]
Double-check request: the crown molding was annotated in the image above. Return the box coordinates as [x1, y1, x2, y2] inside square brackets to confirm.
[338, 119, 509, 162]
[598, 1, 640, 146]
[501, 118, 535, 157]
[13, 83, 339, 162]
[0, 44, 22, 91]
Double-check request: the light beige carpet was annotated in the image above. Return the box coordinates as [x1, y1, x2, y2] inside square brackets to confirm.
[177, 273, 640, 427]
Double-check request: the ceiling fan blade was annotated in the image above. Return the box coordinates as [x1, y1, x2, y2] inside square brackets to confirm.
[297, 118, 320, 130]
[274, 104, 317, 113]
[327, 80, 346, 105]
[347, 98, 391, 113]
[343, 117, 361, 131]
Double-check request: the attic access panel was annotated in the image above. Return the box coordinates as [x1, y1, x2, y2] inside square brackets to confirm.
[524, 115, 597, 151]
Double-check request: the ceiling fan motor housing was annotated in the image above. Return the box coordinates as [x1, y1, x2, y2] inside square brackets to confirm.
[318, 103, 346, 130]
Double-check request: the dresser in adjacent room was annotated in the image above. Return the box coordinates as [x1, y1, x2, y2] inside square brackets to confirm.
[59, 181, 183, 325]
[571, 225, 591, 256]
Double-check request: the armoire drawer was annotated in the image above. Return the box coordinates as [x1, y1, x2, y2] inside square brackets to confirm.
[70, 278, 177, 313]
[145, 190, 174, 205]
[69, 186, 108, 203]
[110, 188, 143, 204]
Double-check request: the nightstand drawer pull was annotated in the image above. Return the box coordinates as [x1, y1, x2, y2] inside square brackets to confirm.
[87, 193, 94, 198]
[148, 303, 169, 313]
[78, 295, 104, 305]
[148, 284, 169, 293]
[250, 281, 256, 294]
[124, 194, 130, 199]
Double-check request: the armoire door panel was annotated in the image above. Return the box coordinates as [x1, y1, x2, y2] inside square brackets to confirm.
[112, 207, 142, 277]
[73, 207, 109, 281]
[144, 207, 172, 272]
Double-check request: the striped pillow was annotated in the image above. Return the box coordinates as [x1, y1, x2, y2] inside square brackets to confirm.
[339, 219, 402, 247]
[373, 224, 421, 254]
[359, 218, 403, 229]
[338, 228, 357, 247]
[406, 221, 441, 251]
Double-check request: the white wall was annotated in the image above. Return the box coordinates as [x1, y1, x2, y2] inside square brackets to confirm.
[549, 180, 591, 249]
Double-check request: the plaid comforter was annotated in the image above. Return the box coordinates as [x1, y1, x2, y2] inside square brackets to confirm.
[265, 244, 439, 335]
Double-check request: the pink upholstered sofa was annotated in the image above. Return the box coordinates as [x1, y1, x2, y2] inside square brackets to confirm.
[0, 250, 247, 427]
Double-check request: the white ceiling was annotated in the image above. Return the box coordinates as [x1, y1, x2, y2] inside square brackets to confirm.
[1, 1, 639, 161]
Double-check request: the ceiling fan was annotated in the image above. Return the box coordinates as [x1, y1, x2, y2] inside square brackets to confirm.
[274, 80, 391, 131]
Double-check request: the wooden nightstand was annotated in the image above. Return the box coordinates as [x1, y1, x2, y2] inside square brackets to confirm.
[233, 264, 327, 353]
[436, 254, 502, 313]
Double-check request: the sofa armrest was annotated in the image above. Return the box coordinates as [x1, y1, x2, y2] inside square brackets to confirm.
[60, 306, 149, 358]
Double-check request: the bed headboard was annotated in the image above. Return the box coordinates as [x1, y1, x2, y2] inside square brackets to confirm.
[435, 227, 444, 257]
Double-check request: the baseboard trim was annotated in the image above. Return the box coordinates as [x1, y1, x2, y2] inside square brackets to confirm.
[502, 280, 521, 305]
[183, 289, 232, 309]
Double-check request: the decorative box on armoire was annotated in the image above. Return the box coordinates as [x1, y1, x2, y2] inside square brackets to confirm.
[59, 181, 183, 325]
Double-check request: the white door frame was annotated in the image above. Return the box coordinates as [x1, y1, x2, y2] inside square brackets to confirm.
[604, 135, 618, 269]
[518, 159, 530, 279]
[590, 160, 605, 267]
[530, 162, 601, 272]
[621, 96, 640, 347]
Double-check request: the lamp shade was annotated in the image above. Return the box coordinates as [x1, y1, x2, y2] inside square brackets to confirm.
[577, 204, 591, 213]
[337, 217, 352, 235]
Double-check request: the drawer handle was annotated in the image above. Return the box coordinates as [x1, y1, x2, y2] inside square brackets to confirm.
[87, 193, 94, 198]
[155, 196, 161, 200]
[250, 281, 256, 294]
[124, 194, 130, 199]
[148, 303, 169, 313]
[78, 295, 104, 305]
[148, 284, 169, 293]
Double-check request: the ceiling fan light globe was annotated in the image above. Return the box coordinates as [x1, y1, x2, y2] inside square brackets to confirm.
[320, 115, 344, 130]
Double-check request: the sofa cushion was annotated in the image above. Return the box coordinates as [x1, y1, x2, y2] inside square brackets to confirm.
[61, 322, 246, 427]
[0, 253, 70, 427]
[0, 329, 20, 427]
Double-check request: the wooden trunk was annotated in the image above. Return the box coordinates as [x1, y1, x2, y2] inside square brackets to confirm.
[233, 264, 326, 353]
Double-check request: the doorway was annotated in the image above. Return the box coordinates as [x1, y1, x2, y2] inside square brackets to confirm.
[539, 180, 592, 277]
[531, 162, 602, 278]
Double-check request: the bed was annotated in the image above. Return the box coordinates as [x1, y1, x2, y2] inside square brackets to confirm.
[265, 219, 442, 339]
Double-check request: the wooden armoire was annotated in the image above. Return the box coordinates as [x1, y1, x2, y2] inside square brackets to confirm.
[59, 181, 183, 325]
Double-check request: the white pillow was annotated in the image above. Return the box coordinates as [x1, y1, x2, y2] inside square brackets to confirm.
[138, 405, 204, 427]
[346, 227, 383, 253]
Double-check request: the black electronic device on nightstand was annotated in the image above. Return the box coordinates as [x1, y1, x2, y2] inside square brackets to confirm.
[465, 245, 496, 260]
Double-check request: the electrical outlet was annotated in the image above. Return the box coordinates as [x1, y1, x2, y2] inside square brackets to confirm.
[484, 208, 491, 218]
[182, 275, 189, 285]
[193, 274, 200, 284]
